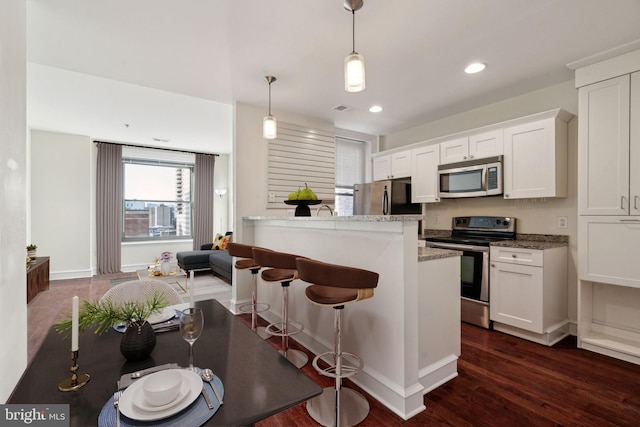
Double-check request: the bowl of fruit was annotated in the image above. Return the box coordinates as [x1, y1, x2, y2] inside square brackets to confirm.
[284, 183, 321, 216]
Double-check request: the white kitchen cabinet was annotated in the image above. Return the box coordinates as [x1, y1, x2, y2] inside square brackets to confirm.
[503, 110, 572, 199]
[578, 216, 640, 287]
[573, 48, 640, 365]
[439, 130, 503, 165]
[578, 74, 640, 215]
[372, 150, 411, 181]
[410, 144, 439, 203]
[490, 245, 568, 346]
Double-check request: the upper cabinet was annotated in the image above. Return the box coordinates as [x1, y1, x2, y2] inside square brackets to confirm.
[503, 110, 573, 199]
[410, 145, 440, 203]
[439, 130, 503, 165]
[372, 150, 411, 181]
[371, 109, 572, 200]
[578, 73, 640, 215]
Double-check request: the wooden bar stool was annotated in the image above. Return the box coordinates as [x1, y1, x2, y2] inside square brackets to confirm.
[252, 248, 308, 369]
[296, 257, 379, 427]
[227, 242, 270, 340]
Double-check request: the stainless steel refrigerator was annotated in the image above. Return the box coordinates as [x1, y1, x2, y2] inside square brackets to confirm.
[353, 180, 421, 215]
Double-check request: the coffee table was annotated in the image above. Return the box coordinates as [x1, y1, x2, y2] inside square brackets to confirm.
[136, 268, 188, 293]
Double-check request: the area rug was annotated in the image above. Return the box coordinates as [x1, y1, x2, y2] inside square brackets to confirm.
[110, 273, 232, 303]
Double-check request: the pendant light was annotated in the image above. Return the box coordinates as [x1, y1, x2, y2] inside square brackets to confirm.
[263, 76, 277, 139]
[344, 0, 365, 92]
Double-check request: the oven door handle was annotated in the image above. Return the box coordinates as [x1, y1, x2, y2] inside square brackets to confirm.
[425, 242, 489, 252]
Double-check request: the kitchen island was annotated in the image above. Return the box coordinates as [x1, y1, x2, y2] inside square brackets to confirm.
[233, 215, 460, 420]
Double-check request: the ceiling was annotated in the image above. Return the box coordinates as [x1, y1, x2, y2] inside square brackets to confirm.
[26, 0, 640, 155]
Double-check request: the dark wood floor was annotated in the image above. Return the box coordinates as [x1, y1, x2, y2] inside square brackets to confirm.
[29, 279, 640, 426]
[249, 318, 640, 427]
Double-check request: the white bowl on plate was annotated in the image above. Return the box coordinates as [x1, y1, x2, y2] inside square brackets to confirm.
[142, 370, 183, 406]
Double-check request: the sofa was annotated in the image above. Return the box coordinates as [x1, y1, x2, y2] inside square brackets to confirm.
[176, 243, 233, 283]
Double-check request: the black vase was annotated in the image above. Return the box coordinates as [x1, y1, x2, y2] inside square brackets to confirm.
[120, 321, 156, 362]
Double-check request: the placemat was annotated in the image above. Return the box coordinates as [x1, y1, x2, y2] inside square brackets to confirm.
[98, 375, 224, 427]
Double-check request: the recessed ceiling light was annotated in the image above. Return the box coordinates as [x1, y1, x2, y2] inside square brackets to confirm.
[464, 62, 487, 74]
[369, 105, 383, 113]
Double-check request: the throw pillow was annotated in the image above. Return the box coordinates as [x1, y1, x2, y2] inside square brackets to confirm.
[220, 234, 231, 250]
[212, 233, 224, 250]
[212, 233, 232, 250]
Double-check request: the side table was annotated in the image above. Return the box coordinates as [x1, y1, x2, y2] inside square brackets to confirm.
[27, 256, 50, 303]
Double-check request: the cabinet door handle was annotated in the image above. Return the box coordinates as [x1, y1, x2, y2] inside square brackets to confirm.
[620, 219, 640, 222]
[635, 195, 639, 210]
[511, 254, 517, 258]
[490, 264, 495, 267]
[621, 196, 627, 210]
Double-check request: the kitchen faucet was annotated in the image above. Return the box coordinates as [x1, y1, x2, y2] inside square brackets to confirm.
[315, 204, 334, 216]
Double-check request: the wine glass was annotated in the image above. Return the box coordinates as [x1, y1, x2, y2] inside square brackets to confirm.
[180, 307, 204, 374]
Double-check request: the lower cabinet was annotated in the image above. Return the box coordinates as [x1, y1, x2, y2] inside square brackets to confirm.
[577, 216, 640, 364]
[578, 216, 640, 287]
[490, 246, 568, 346]
[27, 256, 50, 303]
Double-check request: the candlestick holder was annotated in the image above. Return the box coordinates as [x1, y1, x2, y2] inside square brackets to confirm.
[58, 349, 91, 392]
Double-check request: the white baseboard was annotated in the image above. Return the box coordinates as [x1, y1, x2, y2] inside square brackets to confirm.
[50, 269, 93, 281]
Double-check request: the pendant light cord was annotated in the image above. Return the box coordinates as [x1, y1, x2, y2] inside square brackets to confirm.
[268, 81, 272, 115]
[352, 10, 356, 54]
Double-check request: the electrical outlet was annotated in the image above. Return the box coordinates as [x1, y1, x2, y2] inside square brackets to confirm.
[557, 216, 568, 229]
[435, 215, 440, 224]
[268, 192, 275, 203]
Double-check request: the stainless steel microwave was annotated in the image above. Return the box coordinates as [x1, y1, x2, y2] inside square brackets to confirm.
[438, 155, 503, 198]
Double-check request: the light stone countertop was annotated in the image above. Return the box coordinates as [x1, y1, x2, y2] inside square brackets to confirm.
[418, 247, 462, 261]
[244, 214, 424, 222]
[422, 230, 569, 250]
[491, 240, 568, 250]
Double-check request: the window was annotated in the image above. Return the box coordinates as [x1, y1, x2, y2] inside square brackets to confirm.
[335, 137, 366, 216]
[122, 148, 194, 241]
[267, 122, 336, 206]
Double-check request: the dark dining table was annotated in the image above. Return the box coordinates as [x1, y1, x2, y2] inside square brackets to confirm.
[8, 299, 322, 426]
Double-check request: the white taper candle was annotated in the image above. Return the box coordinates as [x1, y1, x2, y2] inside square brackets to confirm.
[190, 270, 195, 308]
[71, 296, 79, 351]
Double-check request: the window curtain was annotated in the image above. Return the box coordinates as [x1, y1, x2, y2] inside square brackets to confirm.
[96, 143, 122, 274]
[193, 153, 215, 249]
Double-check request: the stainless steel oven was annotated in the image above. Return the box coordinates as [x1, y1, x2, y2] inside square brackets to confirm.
[424, 216, 516, 329]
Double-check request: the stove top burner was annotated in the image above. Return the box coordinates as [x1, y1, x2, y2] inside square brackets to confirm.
[424, 215, 517, 247]
[425, 235, 514, 247]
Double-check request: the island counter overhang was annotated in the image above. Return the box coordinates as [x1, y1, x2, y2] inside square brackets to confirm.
[231, 215, 461, 420]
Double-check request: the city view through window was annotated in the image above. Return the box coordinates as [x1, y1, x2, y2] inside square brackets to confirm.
[123, 162, 193, 240]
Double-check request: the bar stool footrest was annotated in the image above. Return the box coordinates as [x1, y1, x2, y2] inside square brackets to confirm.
[312, 351, 363, 379]
[238, 302, 270, 315]
[265, 320, 304, 337]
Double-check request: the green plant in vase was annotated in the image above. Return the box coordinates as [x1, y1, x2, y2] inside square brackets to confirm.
[26, 244, 37, 260]
[56, 291, 170, 362]
[56, 291, 169, 335]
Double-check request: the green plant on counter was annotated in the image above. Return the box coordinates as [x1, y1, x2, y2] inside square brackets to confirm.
[56, 291, 169, 337]
[26, 244, 37, 251]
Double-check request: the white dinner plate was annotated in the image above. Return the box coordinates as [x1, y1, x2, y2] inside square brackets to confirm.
[119, 369, 201, 421]
[147, 306, 176, 324]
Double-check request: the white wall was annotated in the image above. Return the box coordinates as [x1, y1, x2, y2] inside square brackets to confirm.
[381, 79, 580, 326]
[29, 131, 230, 278]
[232, 102, 334, 243]
[382, 80, 578, 149]
[0, 0, 27, 402]
[31, 131, 93, 278]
